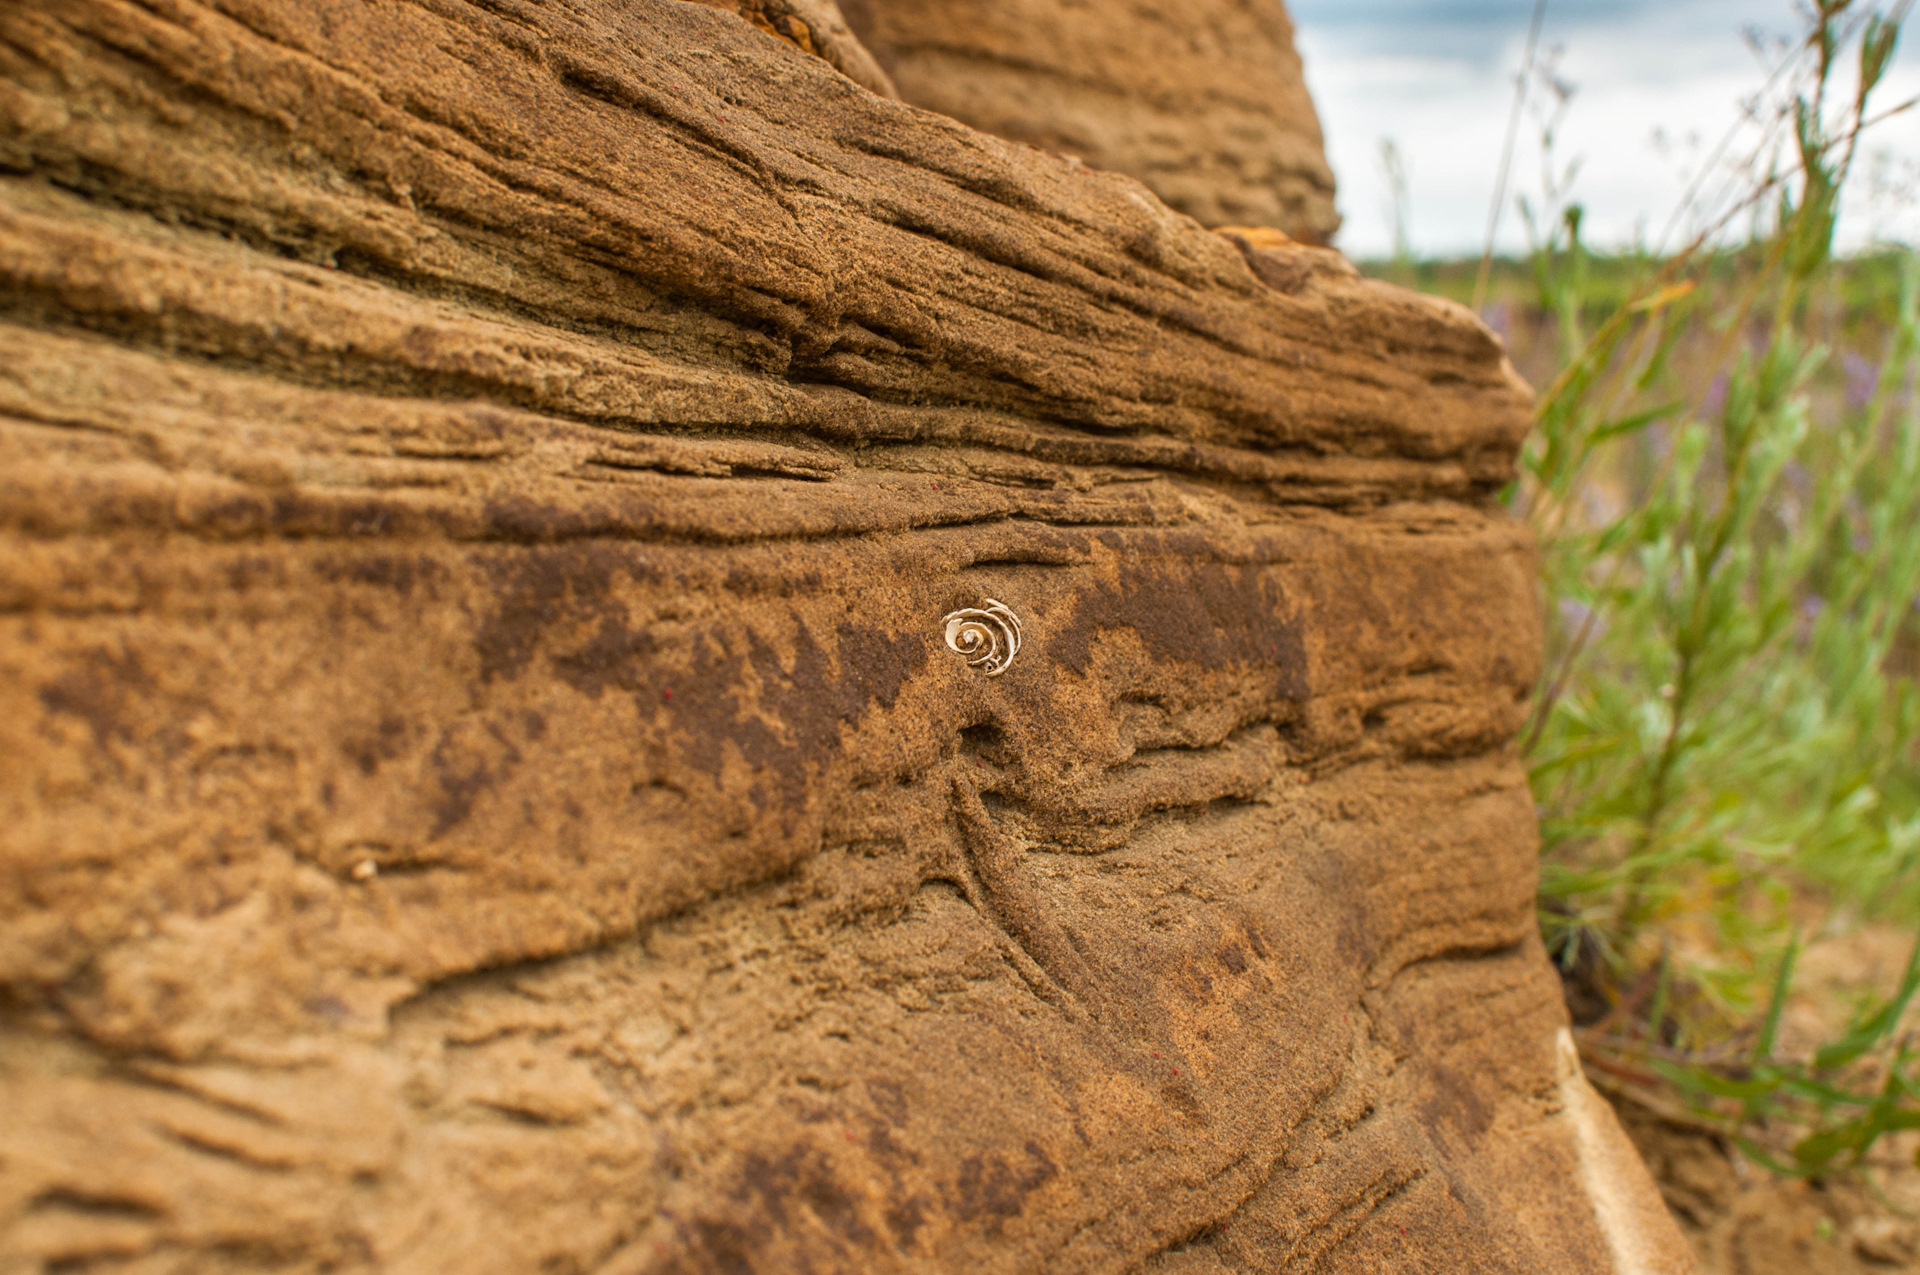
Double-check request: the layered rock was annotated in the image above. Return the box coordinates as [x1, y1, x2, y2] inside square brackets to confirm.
[0, 1, 1686, 1271]
[842, 0, 1342, 241]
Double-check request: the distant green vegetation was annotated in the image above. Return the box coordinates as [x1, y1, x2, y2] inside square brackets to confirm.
[1375, 248, 1920, 339]
[1364, 1, 1920, 1177]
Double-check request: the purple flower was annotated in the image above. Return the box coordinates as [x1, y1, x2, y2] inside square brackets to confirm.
[1481, 301, 1514, 343]
[1701, 372, 1730, 420]
[1646, 419, 1672, 460]
[1797, 594, 1826, 642]
[1844, 352, 1881, 410]
[1558, 597, 1605, 641]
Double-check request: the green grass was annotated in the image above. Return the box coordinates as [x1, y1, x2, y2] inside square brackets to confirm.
[1362, 0, 1920, 1176]
[1376, 248, 1919, 326]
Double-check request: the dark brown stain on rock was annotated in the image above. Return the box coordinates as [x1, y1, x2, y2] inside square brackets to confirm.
[1052, 555, 1309, 700]
[953, 1141, 1059, 1233]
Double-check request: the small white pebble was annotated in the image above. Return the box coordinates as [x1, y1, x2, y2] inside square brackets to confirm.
[350, 859, 378, 881]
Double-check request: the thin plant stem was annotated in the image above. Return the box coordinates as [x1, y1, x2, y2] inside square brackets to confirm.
[1472, 0, 1550, 314]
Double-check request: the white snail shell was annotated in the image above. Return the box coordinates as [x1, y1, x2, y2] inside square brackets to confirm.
[942, 599, 1023, 676]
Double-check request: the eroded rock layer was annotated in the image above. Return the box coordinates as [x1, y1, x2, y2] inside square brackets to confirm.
[0, 1, 1688, 1271]
[842, 0, 1342, 241]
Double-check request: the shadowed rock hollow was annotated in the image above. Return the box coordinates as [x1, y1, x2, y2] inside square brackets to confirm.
[0, 1, 1692, 1271]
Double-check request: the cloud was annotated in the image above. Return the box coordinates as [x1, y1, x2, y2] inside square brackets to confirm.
[1291, 0, 1920, 258]
[1292, 0, 1638, 68]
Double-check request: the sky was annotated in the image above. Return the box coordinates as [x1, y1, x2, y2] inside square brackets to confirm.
[1288, 0, 1920, 259]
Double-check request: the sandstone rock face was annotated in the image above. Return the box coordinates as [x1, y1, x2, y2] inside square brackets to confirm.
[0, 2, 1687, 1271]
[689, 0, 900, 97]
[841, 0, 1342, 242]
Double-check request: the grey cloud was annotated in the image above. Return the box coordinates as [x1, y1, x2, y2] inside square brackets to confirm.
[1291, 0, 1780, 71]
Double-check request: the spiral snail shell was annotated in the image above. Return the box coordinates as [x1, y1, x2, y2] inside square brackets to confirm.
[942, 599, 1023, 676]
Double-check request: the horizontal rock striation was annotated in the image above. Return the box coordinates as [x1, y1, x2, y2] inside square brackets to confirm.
[0, 1, 1688, 1271]
[842, 0, 1342, 242]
